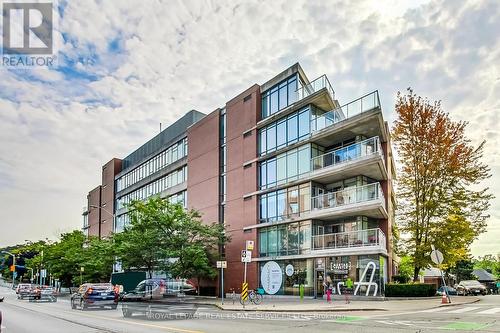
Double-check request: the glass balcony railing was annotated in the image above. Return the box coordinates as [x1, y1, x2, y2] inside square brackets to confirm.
[311, 183, 385, 211]
[311, 137, 382, 171]
[312, 228, 386, 251]
[296, 75, 335, 102]
[311, 90, 380, 132]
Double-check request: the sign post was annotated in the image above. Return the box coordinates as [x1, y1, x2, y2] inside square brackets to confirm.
[431, 245, 450, 303]
[216, 261, 227, 305]
[241, 242, 253, 308]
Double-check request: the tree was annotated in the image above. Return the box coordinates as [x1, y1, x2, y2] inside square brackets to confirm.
[398, 255, 415, 282]
[25, 231, 113, 286]
[393, 88, 493, 281]
[474, 255, 500, 279]
[449, 259, 475, 283]
[113, 197, 229, 289]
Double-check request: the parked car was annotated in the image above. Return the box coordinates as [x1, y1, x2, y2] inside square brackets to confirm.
[456, 280, 487, 296]
[436, 286, 457, 296]
[71, 283, 118, 310]
[121, 279, 167, 301]
[16, 283, 34, 299]
[29, 286, 57, 302]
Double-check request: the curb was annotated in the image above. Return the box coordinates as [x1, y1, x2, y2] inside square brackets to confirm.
[437, 297, 480, 308]
[207, 303, 387, 312]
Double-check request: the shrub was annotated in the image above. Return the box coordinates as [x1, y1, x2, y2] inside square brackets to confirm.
[392, 275, 411, 284]
[385, 283, 436, 297]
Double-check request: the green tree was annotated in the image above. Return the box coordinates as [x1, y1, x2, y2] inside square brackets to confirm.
[398, 255, 414, 282]
[474, 255, 500, 279]
[113, 197, 229, 292]
[449, 259, 475, 283]
[393, 88, 493, 281]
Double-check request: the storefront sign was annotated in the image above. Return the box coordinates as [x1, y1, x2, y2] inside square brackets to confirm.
[261, 261, 282, 294]
[285, 264, 294, 277]
[330, 261, 351, 272]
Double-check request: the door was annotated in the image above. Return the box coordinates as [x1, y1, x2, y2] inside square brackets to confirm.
[315, 270, 325, 298]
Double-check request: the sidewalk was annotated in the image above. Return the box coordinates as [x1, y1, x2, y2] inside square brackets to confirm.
[193, 296, 480, 312]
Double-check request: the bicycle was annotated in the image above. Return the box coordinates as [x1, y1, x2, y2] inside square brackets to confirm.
[240, 289, 263, 305]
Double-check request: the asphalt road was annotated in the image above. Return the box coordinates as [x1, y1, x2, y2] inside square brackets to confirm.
[1, 287, 499, 333]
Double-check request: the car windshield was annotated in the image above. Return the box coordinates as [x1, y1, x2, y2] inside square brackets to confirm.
[461, 280, 481, 286]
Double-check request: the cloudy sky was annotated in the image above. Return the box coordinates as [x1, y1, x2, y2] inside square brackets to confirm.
[0, 0, 498, 256]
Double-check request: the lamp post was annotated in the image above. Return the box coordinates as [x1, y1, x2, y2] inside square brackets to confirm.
[26, 267, 34, 283]
[89, 204, 118, 274]
[1, 251, 16, 288]
[89, 205, 116, 237]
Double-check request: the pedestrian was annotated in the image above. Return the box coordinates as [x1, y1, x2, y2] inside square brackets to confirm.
[344, 276, 354, 304]
[324, 276, 333, 303]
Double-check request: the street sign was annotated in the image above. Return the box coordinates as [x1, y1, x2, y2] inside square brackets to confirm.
[216, 261, 227, 269]
[241, 250, 252, 263]
[40, 269, 47, 278]
[246, 240, 254, 251]
[431, 249, 444, 265]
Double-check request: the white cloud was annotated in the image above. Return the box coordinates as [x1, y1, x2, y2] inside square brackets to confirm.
[0, 0, 499, 256]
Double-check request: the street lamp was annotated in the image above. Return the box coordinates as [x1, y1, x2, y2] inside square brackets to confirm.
[1, 251, 16, 288]
[89, 204, 116, 236]
[26, 267, 34, 283]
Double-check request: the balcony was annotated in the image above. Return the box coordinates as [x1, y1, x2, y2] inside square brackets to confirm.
[312, 228, 387, 253]
[310, 137, 387, 183]
[309, 183, 387, 220]
[296, 74, 335, 102]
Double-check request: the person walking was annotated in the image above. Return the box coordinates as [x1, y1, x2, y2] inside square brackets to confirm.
[344, 276, 354, 304]
[324, 276, 333, 303]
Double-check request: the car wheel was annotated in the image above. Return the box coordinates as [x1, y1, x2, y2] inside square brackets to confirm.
[71, 299, 76, 309]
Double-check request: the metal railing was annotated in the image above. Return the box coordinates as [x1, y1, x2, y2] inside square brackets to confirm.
[312, 228, 386, 250]
[296, 75, 335, 102]
[311, 183, 385, 211]
[311, 137, 382, 171]
[311, 90, 380, 132]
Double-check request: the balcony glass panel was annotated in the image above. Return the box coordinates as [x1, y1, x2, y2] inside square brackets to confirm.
[312, 228, 385, 251]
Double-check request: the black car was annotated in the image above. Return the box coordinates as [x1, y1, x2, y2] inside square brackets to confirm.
[456, 280, 487, 296]
[71, 283, 118, 310]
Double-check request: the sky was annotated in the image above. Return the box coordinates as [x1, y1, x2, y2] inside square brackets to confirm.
[0, 0, 498, 257]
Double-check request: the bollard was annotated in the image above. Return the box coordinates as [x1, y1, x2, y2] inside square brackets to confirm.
[299, 284, 304, 301]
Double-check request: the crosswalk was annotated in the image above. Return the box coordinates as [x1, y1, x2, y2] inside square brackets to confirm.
[419, 306, 500, 315]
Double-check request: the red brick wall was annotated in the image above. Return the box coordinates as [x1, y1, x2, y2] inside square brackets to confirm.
[87, 186, 101, 237]
[224, 85, 261, 293]
[187, 111, 220, 224]
[100, 158, 122, 237]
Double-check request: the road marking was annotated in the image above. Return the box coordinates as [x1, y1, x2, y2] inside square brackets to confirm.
[419, 307, 449, 313]
[477, 307, 500, 314]
[441, 322, 491, 331]
[447, 306, 481, 313]
[59, 309, 205, 333]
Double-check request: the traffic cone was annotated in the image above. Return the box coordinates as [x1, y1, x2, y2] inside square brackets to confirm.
[441, 293, 448, 304]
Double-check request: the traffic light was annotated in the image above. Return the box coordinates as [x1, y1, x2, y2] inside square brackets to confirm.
[9, 265, 15, 272]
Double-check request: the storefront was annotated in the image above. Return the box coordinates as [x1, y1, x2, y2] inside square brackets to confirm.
[258, 254, 387, 297]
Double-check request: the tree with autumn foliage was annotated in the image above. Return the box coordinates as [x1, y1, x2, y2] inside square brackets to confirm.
[393, 88, 493, 281]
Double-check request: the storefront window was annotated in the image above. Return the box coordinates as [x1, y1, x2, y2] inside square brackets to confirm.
[259, 259, 314, 296]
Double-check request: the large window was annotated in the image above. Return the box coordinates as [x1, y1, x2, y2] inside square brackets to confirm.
[117, 138, 188, 192]
[258, 220, 311, 257]
[259, 184, 310, 223]
[116, 166, 187, 210]
[259, 144, 323, 189]
[261, 76, 298, 119]
[258, 107, 310, 156]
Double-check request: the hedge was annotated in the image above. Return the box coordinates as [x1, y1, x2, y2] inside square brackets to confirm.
[385, 283, 436, 297]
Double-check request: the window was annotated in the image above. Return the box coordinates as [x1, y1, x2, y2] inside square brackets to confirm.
[258, 220, 310, 257]
[259, 144, 313, 189]
[261, 75, 299, 120]
[276, 120, 286, 149]
[287, 114, 298, 143]
[259, 183, 311, 223]
[258, 106, 311, 156]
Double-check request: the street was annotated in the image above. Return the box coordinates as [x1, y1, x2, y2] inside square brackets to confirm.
[1, 287, 499, 332]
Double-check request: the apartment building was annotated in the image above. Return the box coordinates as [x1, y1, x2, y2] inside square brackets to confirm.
[83, 63, 396, 297]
